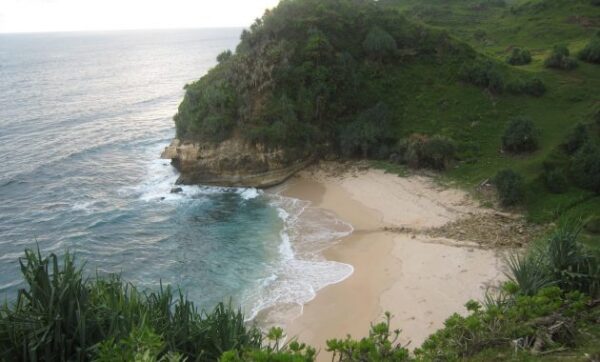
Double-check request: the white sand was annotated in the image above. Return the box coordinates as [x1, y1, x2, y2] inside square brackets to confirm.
[273, 163, 506, 360]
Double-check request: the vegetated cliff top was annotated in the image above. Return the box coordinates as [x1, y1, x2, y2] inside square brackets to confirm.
[174, 0, 536, 155]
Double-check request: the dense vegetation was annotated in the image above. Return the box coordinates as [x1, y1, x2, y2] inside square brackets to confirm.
[2, 223, 598, 360]
[174, 0, 546, 162]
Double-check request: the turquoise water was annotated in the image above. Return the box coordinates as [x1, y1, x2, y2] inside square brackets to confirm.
[0, 29, 352, 319]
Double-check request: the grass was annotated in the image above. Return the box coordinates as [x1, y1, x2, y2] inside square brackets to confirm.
[370, 0, 600, 226]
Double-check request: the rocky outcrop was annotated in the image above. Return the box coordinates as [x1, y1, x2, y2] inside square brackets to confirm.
[161, 138, 313, 188]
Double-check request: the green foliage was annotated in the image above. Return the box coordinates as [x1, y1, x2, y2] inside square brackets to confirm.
[0, 249, 262, 361]
[363, 26, 398, 61]
[459, 59, 505, 93]
[501, 116, 539, 153]
[505, 77, 546, 97]
[543, 167, 569, 194]
[506, 47, 532, 65]
[339, 102, 392, 158]
[393, 134, 456, 170]
[95, 326, 183, 362]
[217, 50, 233, 64]
[415, 286, 593, 360]
[326, 312, 410, 362]
[220, 327, 316, 362]
[544, 45, 578, 70]
[494, 169, 525, 206]
[571, 141, 600, 193]
[579, 37, 600, 64]
[505, 222, 600, 298]
[563, 123, 589, 155]
[507, 253, 554, 296]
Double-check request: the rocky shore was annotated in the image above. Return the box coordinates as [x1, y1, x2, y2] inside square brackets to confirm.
[161, 138, 312, 188]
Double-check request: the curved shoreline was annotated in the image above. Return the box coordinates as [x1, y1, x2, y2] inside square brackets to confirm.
[273, 163, 506, 360]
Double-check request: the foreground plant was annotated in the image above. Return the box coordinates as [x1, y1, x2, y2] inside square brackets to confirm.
[326, 312, 411, 362]
[0, 249, 262, 361]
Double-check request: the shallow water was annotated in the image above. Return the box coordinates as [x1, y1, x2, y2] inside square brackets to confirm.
[0, 29, 352, 318]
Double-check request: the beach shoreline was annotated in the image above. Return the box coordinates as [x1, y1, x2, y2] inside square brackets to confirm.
[273, 162, 507, 359]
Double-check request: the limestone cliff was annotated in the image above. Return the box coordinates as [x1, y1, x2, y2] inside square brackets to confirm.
[161, 139, 312, 188]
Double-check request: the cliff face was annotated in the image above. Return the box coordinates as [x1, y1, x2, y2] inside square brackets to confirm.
[161, 139, 312, 188]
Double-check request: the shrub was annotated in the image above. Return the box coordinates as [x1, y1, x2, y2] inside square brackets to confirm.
[506, 47, 532, 65]
[221, 327, 316, 362]
[501, 116, 539, 153]
[506, 77, 546, 96]
[415, 287, 592, 360]
[544, 45, 578, 70]
[494, 169, 525, 206]
[544, 223, 600, 296]
[459, 60, 505, 93]
[363, 26, 397, 61]
[563, 123, 589, 155]
[339, 102, 391, 158]
[579, 37, 600, 64]
[543, 167, 569, 193]
[0, 249, 263, 361]
[326, 312, 411, 361]
[571, 142, 600, 193]
[394, 134, 455, 170]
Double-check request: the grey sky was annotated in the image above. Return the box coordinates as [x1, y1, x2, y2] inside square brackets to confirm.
[0, 0, 280, 33]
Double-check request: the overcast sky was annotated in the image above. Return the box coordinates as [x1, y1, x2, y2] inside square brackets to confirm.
[0, 0, 281, 33]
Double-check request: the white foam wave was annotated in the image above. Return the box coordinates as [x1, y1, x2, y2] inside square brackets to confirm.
[242, 194, 354, 323]
[237, 188, 261, 200]
[126, 152, 263, 203]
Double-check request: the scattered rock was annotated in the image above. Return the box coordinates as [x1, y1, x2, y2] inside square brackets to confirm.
[170, 187, 183, 194]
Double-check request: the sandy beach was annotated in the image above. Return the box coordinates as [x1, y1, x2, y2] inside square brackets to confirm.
[277, 163, 505, 359]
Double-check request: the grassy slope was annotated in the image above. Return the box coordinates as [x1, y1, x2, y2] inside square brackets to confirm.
[377, 1, 600, 358]
[380, 0, 600, 241]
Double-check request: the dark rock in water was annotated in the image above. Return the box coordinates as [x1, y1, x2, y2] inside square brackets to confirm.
[160, 197, 166, 201]
[170, 187, 183, 194]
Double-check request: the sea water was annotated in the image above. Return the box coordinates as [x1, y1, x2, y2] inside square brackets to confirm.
[0, 29, 352, 320]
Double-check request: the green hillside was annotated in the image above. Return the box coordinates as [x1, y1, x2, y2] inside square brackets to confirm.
[377, 0, 600, 242]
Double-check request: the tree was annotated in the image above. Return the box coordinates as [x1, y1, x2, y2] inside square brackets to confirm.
[494, 169, 525, 206]
[578, 36, 600, 64]
[506, 47, 532, 65]
[544, 45, 578, 70]
[502, 116, 539, 153]
[363, 26, 397, 62]
[340, 102, 391, 158]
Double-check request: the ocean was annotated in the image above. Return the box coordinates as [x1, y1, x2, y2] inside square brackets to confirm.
[0, 29, 352, 320]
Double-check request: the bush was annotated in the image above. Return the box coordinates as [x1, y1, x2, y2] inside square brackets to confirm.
[494, 169, 525, 206]
[394, 134, 456, 170]
[459, 60, 505, 93]
[339, 102, 391, 158]
[563, 123, 589, 155]
[571, 142, 600, 193]
[415, 287, 592, 360]
[543, 167, 569, 193]
[506, 77, 546, 96]
[363, 26, 397, 61]
[326, 312, 410, 361]
[579, 37, 600, 64]
[506, 47, 532, 65]
[0, 249, 263, 361]
[544, 45, 578, 70]
[501, 116, 539, 153]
